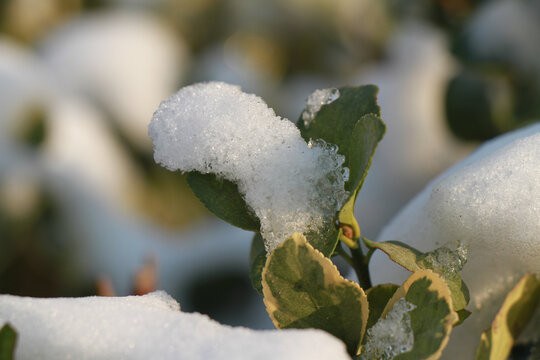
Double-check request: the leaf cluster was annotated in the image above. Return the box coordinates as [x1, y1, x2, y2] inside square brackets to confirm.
[181, 85, 539, 359]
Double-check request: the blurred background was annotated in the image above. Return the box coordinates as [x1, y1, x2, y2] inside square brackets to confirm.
[0, 0, 539, 330]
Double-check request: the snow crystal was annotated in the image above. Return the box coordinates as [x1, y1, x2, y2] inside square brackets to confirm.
[301, 88, 340, 128]
[149, 82, 349, 252]
[370, 123, 540, 359]
[0, 291, 350, 360]
[360, 298, 416, 360]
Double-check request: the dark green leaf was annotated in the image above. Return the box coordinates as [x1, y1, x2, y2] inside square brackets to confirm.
[262, 233, 368, 356]
[365, 284, 399, 332]
[0, 323, 17, 360]
[338, 114, 386, 239]
[297, 87, 381, 184]
[297, 85, 385, 241]
[475, 274, 540, 360]
[344, 114, 386, 195]
[186, 171, 260, 231]
[249, 233, 266, 294]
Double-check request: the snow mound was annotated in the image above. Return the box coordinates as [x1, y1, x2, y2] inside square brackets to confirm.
[0, 291, 350, 360]
[149, 82, 349, 252]
[370, 123, 540, 358]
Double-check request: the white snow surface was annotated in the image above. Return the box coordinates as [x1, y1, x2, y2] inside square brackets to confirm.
[370, 123, 540, 359]
[149, 81, 349, 252]
[0, 291, 350, 360]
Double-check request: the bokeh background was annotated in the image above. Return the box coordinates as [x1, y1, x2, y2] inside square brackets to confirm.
[1, 0, 539, 330]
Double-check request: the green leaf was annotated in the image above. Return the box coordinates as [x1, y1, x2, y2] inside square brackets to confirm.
[363, 239, 470, 312]
[186, 171, 260, 231]
[379, 270, 458, 360]
[475, 274, 540, 360]
[0, 323, 17, 360]
[365, 284, 399, 332]
[297, 85, 385, 241]
[262, 233, 369, 356]
[343, 113, 386, 195]
[249, 233, 266, 294]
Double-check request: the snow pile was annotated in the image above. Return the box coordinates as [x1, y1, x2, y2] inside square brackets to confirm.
[370, 123, 540, 358]
[301, 88, 340, 128]
[360, 298, 416, 360]
[0, 291, 350, 360]
[149, 82, 349, 252]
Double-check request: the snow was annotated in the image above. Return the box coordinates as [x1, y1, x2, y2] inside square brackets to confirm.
[0, 291, 351, 360]
[370, 123, 540, 359]
[360, 298, 415, 360]
[149, 81, 349, 252]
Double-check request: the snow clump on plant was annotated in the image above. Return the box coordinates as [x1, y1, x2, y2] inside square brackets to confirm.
[149, 82, 349, 252]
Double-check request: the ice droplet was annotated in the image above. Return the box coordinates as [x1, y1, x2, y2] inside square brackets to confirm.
[302, 88, 340, 128]
[360, 298, 416, 360]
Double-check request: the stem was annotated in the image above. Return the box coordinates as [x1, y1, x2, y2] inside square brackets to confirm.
[339, 239, 372, 290]
[351, 242, 373, 290]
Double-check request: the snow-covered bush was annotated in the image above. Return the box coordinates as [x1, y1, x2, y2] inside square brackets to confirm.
[147, 82, 539, 359]
[1, 81, 538, 360]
